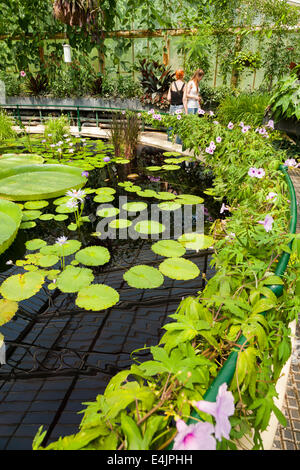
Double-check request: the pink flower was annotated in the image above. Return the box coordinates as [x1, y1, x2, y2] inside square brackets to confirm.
[220, 203, 230, 214]
[216, 136, 222, 143]
[266, 119, 274, 129]
[248, 167, 258, 177]
[177, 114, 182, 120]
[209, 110, 214, 116]
[20, 71, 26, 77]
[266, 192, 277, 202]
[209, 141, 216, 150]
[259, 127, 267, 135]
[258, 214, 274, 232]
[284, 158, 299, 168]
[205, 147, 214, 154]
[239, 121, 244, 127]
[213, 121, 219, 125]
[227, 122, 234, 130]
[81, 171, 89, 178]
[103, 156, 111, 162]
[198, 108, 205, 115]
[196, 383, 235, 442]
[173, 419, 216, 450]
[256, 168, 265, 178]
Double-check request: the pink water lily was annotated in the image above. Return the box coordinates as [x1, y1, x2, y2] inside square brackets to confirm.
[196, 383, 235, 442]
[258, 214, 274, 232]
[173, 419, 216, 450]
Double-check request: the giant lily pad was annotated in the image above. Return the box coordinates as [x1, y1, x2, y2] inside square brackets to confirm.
[0, 154, 44, 171]
[123, 265, 164, 289]
[0, 164, 86, 201]
[159, 257, 200, 280]
[0, 299, 18, 326]
[0, 271, 45, 301]
[0, 199, 23, 255]
[76, 284, 119, 311]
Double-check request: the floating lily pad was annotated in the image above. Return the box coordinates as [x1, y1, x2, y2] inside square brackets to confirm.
[39, 214, 55, 221]
[0, 153, 44, 171]
[151, 240, 186, 258]
[157, 201, 181, 211]
[109, 219, 132, 229]
[95, 187, 116, 195]
[56, 266, 94, 293]
[0, 164, 86, 201]
[76, 284, 119, 311]
[175, 194, 204, 205]
[20, 221, 36, 229]
[54, 214, 69, 222]
[53, 196, 70, 206]
[124, 185, 141, 193]
[94, 194, 115, 203]
[159, 257, 200, 280]
[25, 239, 47, 251]
[0, 271, 44, 301]
[163, 151, 182, 157]
[146, 166, 162, 171]
[136, 189, 158, 198]
[22, 210, 42, 221]
[122, 202, 148, 212]
[97, 207, 120, 218]
[178, 233, 214, 251]
[38, 254, 59, 268]
[24, 200, 49, 210]
[75, 246, 110, 266]
[154, 192, 176, 201]
[55, 203, 77, 214]
[161, 164, 181, 171]
[40, 240, 81, 257]
[0, 299, 18, 326]
[124, 265, 164, 289]
[134, 220, 165, 235]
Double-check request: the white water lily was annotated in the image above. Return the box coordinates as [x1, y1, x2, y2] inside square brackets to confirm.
[66, 189, 86, 201]
[56, 236, 68, 246]
[66, 199, 79, 208]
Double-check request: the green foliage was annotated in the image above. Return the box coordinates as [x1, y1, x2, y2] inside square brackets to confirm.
[217, 92, 271, 126]
[269, 70, 300, 121]
[44, 115, 70, 143]
[0, 111, 16, 141]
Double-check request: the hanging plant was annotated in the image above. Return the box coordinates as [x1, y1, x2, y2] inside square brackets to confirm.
[232, 51, 262, 71]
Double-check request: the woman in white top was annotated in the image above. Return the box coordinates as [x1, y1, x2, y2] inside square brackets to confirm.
[183, 69, 205, 114]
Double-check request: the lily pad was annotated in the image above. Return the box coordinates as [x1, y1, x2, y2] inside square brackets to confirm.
[38, 254, 60, 268]
[0, 299, 18, 326]
[56, 266, 94, 293]
[109, 219, 132, 229]
[175, 194, 204, 205]
[178, 233, 214, 251]
[76, 284, 119, 311]
[97, 207, 120, 218]
[157, 201, 181, 211]
[20, 221, 36, 229]
[136, 189, 158, 198]
[161, 164, 181, 171]
[124, 265, 164, 289]
[25, 239, 47, 251]
[0, 271, 45, 301]
[0, 199, 22, 255]
[0, 164, 86, 201]
[22, 210, 42, 221]
[0, 153, 44, 171]
[95, 187, 116, 195]
[39, 214, 55, 221]
[40, 240, 81, 257]
[134, 220, 165, 235]
[94, 194, 115, 203]
[146, 166, 162, 171]
[75, 246, 110, 266]
[24, 200, 49, 210]
[122, 202, 148, 212]
[151, 240, 186, 258]
[159, 257, 200, 280]
[154, 192, 176, 201]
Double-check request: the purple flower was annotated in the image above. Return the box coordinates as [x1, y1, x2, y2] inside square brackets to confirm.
[122, 110, 126, 115]
[196, 383, 235, 442]
[266, 192, 277, 202]
[239, 121, 244, 127]
[103, 157, 111, 163]
[173, 419, 216, 450]
[177, 114, 182, 120]
[198, 108, 205, 115]
[205, 147, 214, 154]
[284, 158, 299, 168]
[213, 120, 219, 125]
[81, 171, 89, 178]
[241, 126, 249, 133]
[209, 110, 214, 116]
[209, 141, 216, 150]
[227, 122, 234, 130]
[266, 119, 274, 129]
[258, 214, 274, 232]
[216, 136, 222, 143]
[259, 127, 267, 135]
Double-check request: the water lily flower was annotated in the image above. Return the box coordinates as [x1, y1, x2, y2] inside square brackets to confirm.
[57, 148, 62, 153]
[66, 189, 86, 201]
[259, 127, 267, 135]
[266, 192, 278, 202]
[137, 112, 141, 118]
[196, 383, 235, 442]
[122, 110, 126, 115]
[69, 149, 74, 153]
[220, 203, 230, 214]
[239, 121, 244, 127]
[173, 419, 216, 450]
[258, 214, 274, 232]
[81, 171, 89, 178]
[56, 236, 68, 245]
[284, 158, 299, 168]
[241, 126, 249, 133]
[66, 199, 79, 209]
[216, 136, 222, 143]
[5, 260, 13, 265]
[227, 122, 234, 130]
[103, 156, 111, 163]
[48, 134, 52, 137]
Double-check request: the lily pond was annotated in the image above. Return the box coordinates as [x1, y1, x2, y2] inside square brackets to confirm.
[0, 134, 220, 449]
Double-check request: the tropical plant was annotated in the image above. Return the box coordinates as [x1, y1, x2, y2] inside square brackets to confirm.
[232, 51, 262, 72]
[123, 111, 141, 159]
[53, 0, 100, 27]
[268, 66, 300, 122]
[139, 59, 175, 98]
[25, 71, 49, 96]
[44, 115, 70, 143]
[217, 92, 271, 127]
[0, 110, 16, 141]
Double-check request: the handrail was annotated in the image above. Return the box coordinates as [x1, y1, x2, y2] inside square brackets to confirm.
[168, 164, 297, 447]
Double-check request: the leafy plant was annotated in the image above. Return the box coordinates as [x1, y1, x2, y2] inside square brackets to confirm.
[0, 110, 16, 141]
[44, 115, 70, 143]
[139, 59, 175, 100]
[232, 51, 262, 72]
[217, 92, 271, 126]
[268, 67, 300, 121]
[25, 72, 49, 96]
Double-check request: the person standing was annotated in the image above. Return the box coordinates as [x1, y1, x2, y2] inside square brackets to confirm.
[167, 69, 185, 144]
[184, 69, 204, 114]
